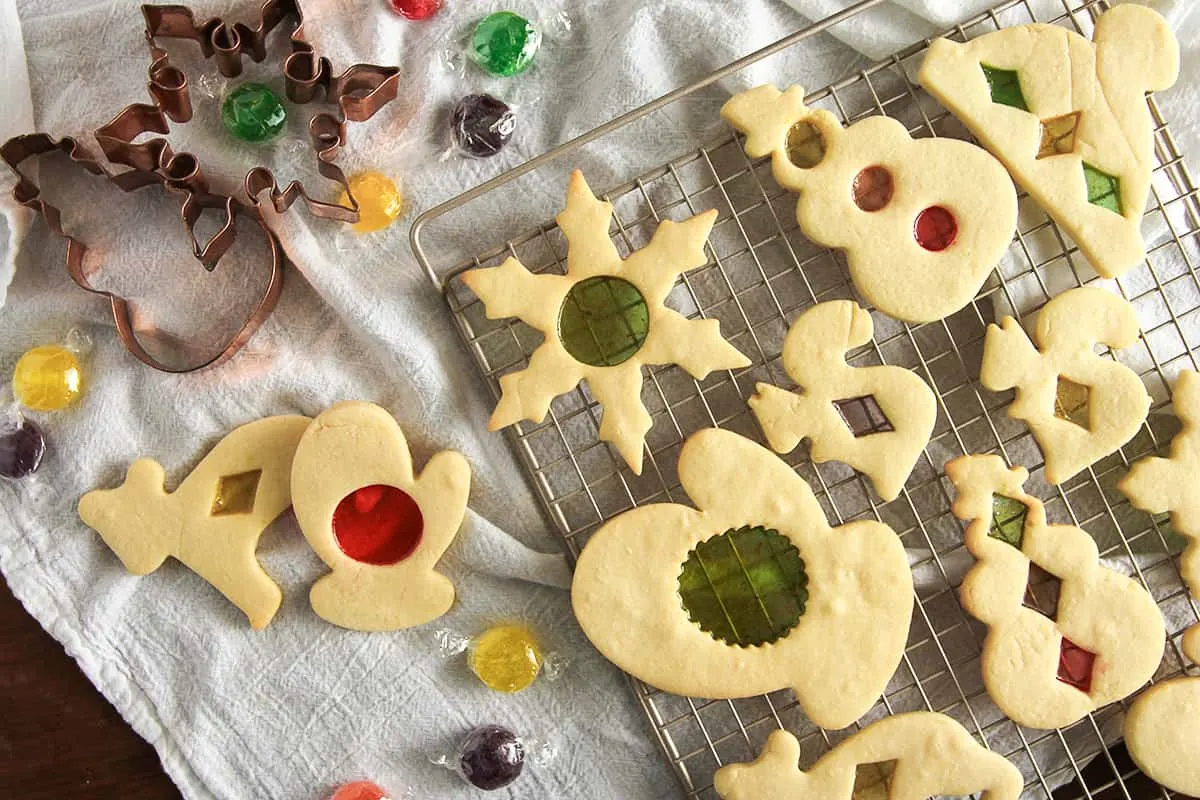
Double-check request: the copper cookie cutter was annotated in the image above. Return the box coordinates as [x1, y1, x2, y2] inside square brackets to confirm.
[2, 0, 400, 372]
[97, 0, 402, 222]
[1, 133, 284, 373]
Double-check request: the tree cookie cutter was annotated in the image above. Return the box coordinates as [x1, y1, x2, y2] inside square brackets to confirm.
[97, 0, 402, 223]
[1, 133, 284, 373]
[1, 0, 401, 372]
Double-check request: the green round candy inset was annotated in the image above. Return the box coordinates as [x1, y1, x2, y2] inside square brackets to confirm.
[677, 525, 809, 648]
[558, 276, 650, 367]
[222, 83, 287, 143]
[471, 11, 541, 77]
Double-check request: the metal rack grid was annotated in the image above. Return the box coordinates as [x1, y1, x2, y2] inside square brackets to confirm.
[411, 0, 1200, 798]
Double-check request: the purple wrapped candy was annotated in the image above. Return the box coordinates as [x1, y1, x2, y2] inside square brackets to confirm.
[0, 418, 46, 480]
[451, 94, 516, 158]
[458, 724, 525, 790]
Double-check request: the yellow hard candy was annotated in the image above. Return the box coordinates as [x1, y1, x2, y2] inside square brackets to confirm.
[468, 624, 543, 693]
[13, 345, 83, 411]
[340, 172, 404, 233]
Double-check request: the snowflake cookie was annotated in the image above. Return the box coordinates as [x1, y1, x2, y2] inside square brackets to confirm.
[1125, 624, 1200, 797]
[462, 170, 750, 474]
[78, 415, 312, 629]
[946, 454, 1165, 729]
[570, 427, 912, 729]
[918, 4, 1179, 278]
[291, 402, 470, 631]
[720, 84, 1016, 323]
[1118, 370, 1200, 600]
[713, 712, 1023, 800]
[981, 286, 1149, 485]
[750, 300, 936, 501]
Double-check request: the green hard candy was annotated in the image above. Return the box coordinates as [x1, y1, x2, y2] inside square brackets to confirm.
[222, 83, 287, 143]
[471, 11, 541, 77]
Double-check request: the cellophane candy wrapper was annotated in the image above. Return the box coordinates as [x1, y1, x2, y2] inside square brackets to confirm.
[434, 624, 569, 693]
[429, 724, 557, 791]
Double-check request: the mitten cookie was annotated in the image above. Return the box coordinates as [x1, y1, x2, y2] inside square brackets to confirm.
[713, 713, 1022, 800]
[463, 170, 749, 475]
[946, 454, 1165, 729]
[78, 415, 311, 629]
[750, 300, 935, 500]
[1118, 370, 1200, 600]
[721, 84, 1016, 323]
[291, 402, 470, 631]
[919, 4, 1179, 278]
[571, 428, 912, 729]
[981, 286, 1149, 484]
[1125, 624, 1200, 797]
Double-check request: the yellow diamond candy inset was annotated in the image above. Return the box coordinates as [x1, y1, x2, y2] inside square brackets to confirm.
[1037, 111, 1081, 159]
[1054, 376, 1091, 429]
[211, 469, 263, 516]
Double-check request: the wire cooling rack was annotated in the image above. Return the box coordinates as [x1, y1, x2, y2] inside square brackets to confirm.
[411, 0, 1200, 797]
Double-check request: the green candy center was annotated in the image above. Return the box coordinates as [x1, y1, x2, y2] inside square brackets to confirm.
[558, 276, 650, 367]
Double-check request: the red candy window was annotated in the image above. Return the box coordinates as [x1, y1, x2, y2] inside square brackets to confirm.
[332, 484, 424, 565]
[1056, 636, 1096, 694]
[913, 206, 958, 251]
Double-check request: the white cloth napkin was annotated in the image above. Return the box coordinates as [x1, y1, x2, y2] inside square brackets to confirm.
[1, 1, 1197, 799]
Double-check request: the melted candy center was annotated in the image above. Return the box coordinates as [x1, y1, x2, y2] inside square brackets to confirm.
[332, 485, 424, 565]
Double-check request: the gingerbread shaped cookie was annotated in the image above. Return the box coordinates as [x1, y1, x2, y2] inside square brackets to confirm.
[463, 170, 750, 474]
[291, 402, 470, 631]
[1124, 623, 1200, 797]
[713, 713, 1023, 800]
[918, 5, 1178, 278]
[1118, 370, 1200, 599]
[750, 301, 936, 500]
[78, 415, 311, 629]
[981, 286, 1149, 485]
[721, 84, 1016, 323]
[571, 428, 912, 729]
[946, 454, 1165, 729]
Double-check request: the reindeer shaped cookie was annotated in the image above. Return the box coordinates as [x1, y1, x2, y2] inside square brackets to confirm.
[713, 712, 1022, 800]
[750, 301, 935, 501]
[981, 286, 1149, 484]
[78, 415, 311, 629]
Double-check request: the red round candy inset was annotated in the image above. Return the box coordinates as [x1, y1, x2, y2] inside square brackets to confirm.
[913, 205, 958, 252]
[332, 484, 424, 565]
[388, 0, 441, 19]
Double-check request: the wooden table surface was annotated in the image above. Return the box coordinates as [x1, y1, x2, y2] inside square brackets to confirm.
[0, 578, 179, 799]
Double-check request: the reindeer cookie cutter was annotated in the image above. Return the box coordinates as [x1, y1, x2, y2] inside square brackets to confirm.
[1, 0, 401, 372]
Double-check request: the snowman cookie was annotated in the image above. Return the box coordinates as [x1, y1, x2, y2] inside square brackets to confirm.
[918, 4, 1179, 278]
[750, 300, 936, 501]
[1125, 624, 1200, 797]
[981, 286, 1149, 485]
[721, 84, 1016, 323]
[571, 427, 913, 730]
[713, 712, 1023, 800]
[1119, 370, 1200, 600]
[79, 415, 311, 629]
[291, 402, 470, 631]
[946, 454, 1164, 729]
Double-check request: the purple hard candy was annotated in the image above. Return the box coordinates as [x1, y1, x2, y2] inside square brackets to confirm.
[0, 418, 45, 480]
[450, 94, 515, 158]
[458, 724, 525, 790]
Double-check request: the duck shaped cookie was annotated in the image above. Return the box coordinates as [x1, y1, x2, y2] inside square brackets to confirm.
[291, 402, 471, 631]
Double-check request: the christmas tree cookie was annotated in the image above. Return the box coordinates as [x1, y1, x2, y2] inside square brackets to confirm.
[571, 428, 912, 730]
[981, 286, 1149, 485]
[946, 454, 1164, 729]
[463, 170, 750, 474]
[1119, 370, 1200, 599]
[750, 300, 936, 500]
[721, 84, 1016, 323]
[919, 4, 1179, 278]
[713, 712, 1022, 800]
[291, 402, 470, 631]
[78, 415, 312, 629]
